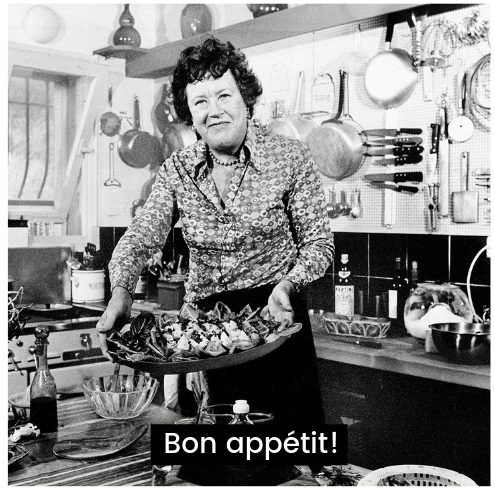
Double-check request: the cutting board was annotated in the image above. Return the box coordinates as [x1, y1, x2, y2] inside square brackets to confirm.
[53, 422, 147, 460]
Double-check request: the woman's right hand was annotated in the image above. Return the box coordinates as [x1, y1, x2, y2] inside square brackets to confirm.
[96, 286, 133, 360]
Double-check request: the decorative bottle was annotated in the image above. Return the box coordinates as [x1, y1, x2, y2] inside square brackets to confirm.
[30, 326, 58, 432]
[228, 400, 254, 424]
[335, 254, 354, 317]
[113, 4, 142, 47]
[180, 4, 212, 39]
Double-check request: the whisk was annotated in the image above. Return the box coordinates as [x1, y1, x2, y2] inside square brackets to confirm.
[421, 19, 458, 101]
[456, 10, 490, 46]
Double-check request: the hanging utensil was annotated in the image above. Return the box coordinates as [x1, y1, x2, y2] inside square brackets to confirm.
[452, 151, 479, 223]
[364, 15, 418, 109]
[350, 189, 363, 218]
[104, 142, 121, 187]
[364, 145, 424, 157]
[448, 68, 474, 142]
[100, 87, 122, 137]
[365, 136, 423, 146]
[155, 83, 177, 134]
[372, 154, 423, 166]
[437, 96, 450, 217]
[268, 71, 317, 141]
[118, 96, 164, 169]
[306, 70, 365, 180]
[327, 187, 338, 218]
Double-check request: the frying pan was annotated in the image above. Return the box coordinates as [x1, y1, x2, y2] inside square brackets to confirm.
[364, 16, 418, 109]
[118, 96, 164, 169]
[306, 70, 365, 180]
[161, 123, 198, 160]
[100, 87, 121, 137]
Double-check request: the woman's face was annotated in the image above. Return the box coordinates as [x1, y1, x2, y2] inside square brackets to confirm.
[186, 70, 248, 155]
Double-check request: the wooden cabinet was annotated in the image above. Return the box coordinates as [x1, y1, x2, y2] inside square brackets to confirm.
[318, 359, 490, 485]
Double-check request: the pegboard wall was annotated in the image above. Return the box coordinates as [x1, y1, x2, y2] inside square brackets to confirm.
[97, 77, 157, 227]
[245, 3, 491, 236]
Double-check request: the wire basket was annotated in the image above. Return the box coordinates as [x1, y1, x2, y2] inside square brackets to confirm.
[357, 464, 477, 486]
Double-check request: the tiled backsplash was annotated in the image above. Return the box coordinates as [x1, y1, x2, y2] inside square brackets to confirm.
[308, 232, 490, 318]
[100, 228, 490, 316]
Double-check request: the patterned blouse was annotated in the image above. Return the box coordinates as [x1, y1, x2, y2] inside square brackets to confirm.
[109, 121, 334, 303]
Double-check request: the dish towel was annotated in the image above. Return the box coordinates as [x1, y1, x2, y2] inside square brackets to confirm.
[163, 372, 210, 411]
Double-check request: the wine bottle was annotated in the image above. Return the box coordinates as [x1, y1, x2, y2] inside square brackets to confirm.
[30, 327, 58, 433]
[335, 253, 354, 317]
[409, 260, 419, 293]
[388, 257, 408, 332]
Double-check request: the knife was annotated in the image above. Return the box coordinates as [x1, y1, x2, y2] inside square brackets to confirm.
[365, 145, 424, 157]
[372, 154, 423, 166]
[331, 337, 383, 349]
[365, 171, 423, 183]
[369, 181, 420, 193]
[364, 136, 423, 146]
[363, 128, 423, 137]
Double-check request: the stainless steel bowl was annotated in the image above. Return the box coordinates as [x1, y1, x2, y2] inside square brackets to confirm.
[430, 322, 490, 365]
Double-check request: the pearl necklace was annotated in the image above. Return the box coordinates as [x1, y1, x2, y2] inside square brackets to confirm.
[208, 149, 241, 167]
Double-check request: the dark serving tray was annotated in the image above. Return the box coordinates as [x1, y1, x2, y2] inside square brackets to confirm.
[111, 336, 289, 376]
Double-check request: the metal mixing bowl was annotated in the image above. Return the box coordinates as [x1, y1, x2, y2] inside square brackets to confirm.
[430, 322, 490, 365]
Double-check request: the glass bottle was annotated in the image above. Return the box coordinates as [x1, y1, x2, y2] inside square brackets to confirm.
[387, 257, 408, 331]
[134, 267, 148, 302]
[228, 400, 254, 424]
[409, 260, 419, 293]
[30, 326, 58, 432]
[335, 253, 354, 317]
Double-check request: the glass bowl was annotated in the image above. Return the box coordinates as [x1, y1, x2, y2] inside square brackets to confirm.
[82, 374, 159, 420]
[404, 283, 473, 339]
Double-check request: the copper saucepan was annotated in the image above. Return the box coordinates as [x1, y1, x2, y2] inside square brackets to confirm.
[364, 16, 418, 109]
[118, 96, 164, 169]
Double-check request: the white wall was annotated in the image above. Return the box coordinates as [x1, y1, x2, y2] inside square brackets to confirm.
[8, 4, 252, 51]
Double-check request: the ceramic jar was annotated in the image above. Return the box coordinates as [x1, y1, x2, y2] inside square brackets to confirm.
[180, 4, 212, 39]
[113, 4, 141, 47]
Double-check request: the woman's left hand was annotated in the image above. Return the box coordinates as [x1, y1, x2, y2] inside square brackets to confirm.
[268, 280, 296, 324]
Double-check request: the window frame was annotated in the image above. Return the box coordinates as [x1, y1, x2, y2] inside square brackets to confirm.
[8, 67, 69, 208]
[8, 42, 124, 240]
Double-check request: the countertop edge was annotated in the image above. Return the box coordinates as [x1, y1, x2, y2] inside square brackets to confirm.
[313, 331, 491, 390]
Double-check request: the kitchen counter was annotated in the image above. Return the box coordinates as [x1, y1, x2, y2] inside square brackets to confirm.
[313, 331, 490, 390]
[9, 397, 370, 486]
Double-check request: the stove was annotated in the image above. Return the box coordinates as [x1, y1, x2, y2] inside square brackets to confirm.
[8, 304, 133, 397]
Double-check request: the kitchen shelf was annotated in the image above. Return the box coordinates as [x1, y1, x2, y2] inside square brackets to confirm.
[97, 3, 422, 79]
[93, 45, 150, 61]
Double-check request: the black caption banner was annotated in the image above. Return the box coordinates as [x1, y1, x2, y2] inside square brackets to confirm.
[151, 424, 347, 465]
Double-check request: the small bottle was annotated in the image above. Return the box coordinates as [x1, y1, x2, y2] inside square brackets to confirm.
[335, 254, 354, 317]
[409, 260, 419, 293]
[134, 268, 148, 302]
[388, 257, 408, 332]
[30, 327, 58, 432]
[229, 400, 254, 424]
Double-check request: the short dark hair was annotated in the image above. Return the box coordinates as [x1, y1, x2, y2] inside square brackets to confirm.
[171, 37, 263, 125]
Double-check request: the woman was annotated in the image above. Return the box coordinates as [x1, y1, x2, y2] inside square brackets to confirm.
[96, 37, 334, 428]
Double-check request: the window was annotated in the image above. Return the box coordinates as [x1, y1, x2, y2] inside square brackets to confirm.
[8, 67, 72, 207]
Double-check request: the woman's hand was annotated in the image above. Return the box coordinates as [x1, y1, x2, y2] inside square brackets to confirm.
[96, 286, 133, 360]
[268, 280, 296, 324]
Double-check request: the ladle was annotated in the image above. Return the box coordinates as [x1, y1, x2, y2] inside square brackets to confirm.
[351, 189, 363, 218]
[340, 190, 351, 216]
[327, 187, 338, 218]
[104, 142, 122, 187]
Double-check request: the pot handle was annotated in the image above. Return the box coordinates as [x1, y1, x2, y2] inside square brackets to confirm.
[134, 96, 140, 131]
[70, 276, 79, 288]
[385, 15, 396, 47]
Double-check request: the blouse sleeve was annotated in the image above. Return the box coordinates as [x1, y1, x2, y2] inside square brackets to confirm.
[109, 158, 176, 295]
[283, 143, 334, 288]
